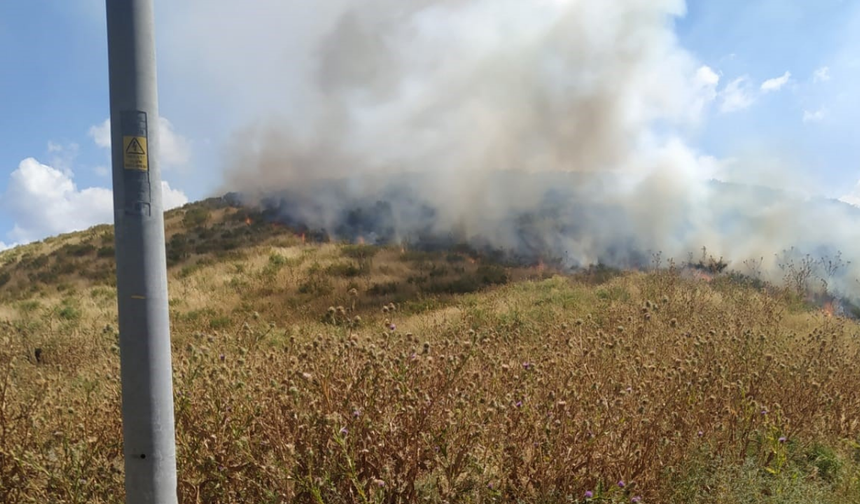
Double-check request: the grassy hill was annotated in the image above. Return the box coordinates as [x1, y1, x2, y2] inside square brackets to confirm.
[1, 198, 859, 503]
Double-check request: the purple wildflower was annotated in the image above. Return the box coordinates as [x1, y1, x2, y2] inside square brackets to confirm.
[389, 323, 396, 331]
[631, 497, 642, 503]
[779, 436, 787, 443]
[618, 480, 625, 488]
[219, 354, 225, 362]
[523, 362, 531, 370]
[761, 409, 767, 415]
[340, 427, 348, 436]
[585, 490, 594, 499]
[515, 401, 523, 408]
[353, 410, 361, 418]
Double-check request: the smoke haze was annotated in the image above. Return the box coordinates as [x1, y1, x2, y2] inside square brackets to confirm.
[162, 0, 860, 299]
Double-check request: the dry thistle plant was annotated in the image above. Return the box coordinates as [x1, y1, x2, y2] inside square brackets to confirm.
[1, 209, 859, 503]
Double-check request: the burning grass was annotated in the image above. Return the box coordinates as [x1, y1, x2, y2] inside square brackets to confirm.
[1, 200, 860, 502]
[1, 234, 860, 502]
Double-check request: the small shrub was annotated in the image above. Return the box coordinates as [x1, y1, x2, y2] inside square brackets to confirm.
[326, 261, 367, 278]
[446, 253, 466, 263]
[182, 207, 211, 229]
[805, 444, 843, 483]
[166, 234, 191, 265]
[90, 286, 115, 300]
[59, 243, 96, 258]
[368, 281, 400, 296]
[341, 244, 379, 260]
[400, 250, 440, 263]
[56, 300, 81, 321]
[209, 315, 232, 330]
[269, 252, 287, 268]
[17, 299, 41, 314]
[578, 263, 623, 285]
[596, 285, 630, 302]
[298, 275, 334, 296]
[426, 276, 481, 294]
[179, 264, 201, 279]
[476, 264, 508, 285]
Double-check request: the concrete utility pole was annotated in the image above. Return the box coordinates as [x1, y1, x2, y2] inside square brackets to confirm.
[105, 0, 178, 502]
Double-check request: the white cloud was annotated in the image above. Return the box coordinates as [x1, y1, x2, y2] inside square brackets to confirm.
[688, 65, 720, 118]
[813, 66, 831, 83]
[694, 65, 720, 99]
[760, 71, 791, 92]
[158, 118, 192, 168]
[840, 181, 860, 207]
[2, 158, 113, 243]
[0, 241, 10, 252]
[2, 157, 189, 245]
[45, 141, 79, 175]
[88, 119, 111, 149]
[719, 77, 756, 113]
[803, 108, 827, 123]
[89, 117, 192, 170]
[161, 181, 189, 209]
[694, 65, 720, 88]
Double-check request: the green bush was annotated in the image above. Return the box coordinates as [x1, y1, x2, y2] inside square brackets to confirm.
[209, 315, 232, 330]
[182, 207, 211, 229]
[341, 244, 378, 260]
[325, 261, 368, 278]
[298, 275, 334, 296]
[476, 264, 508, 285]
[426, 276, 482, 295]
[57, 302, 81, 321]
[367, 281, 400, 296]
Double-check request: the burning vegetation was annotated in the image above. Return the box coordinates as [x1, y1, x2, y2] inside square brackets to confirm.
[1, 202, 860, 501]
[2, 0, 859, 500]
[225, 190, 860, 320]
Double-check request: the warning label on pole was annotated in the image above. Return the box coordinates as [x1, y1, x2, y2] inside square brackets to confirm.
[123, 136, 149, 171]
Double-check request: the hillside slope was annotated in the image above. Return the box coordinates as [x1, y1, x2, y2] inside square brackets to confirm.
[1, 198, 859, 503]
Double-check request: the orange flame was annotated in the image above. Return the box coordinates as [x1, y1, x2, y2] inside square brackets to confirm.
[244, 217, 253, 226]
[823, 301, 835, 318]
[693, 270, 713, 282]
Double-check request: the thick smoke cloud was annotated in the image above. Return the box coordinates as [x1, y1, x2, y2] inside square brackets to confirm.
[176, 0, 859, 298]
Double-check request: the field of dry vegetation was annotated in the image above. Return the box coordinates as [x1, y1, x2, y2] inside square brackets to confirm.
[1, 199, 860, 503]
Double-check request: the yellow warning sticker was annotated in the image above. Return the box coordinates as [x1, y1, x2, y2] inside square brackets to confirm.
[122, 136, 148, 171]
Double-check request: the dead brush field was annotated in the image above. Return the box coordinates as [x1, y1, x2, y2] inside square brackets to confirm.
[1, 202, 860, 503]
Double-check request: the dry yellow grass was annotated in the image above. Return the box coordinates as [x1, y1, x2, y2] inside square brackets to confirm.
[1, 203, 860, 503]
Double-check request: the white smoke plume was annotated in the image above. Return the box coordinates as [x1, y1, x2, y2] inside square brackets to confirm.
[166, 0, 860, 299]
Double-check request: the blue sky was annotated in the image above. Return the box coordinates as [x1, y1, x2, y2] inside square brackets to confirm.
[0, 0, 858, 250]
